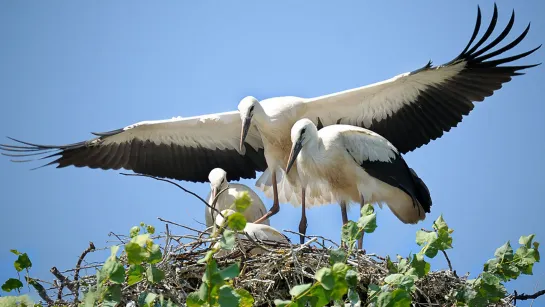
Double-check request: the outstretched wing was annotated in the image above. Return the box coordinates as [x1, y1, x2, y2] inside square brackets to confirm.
[303, 4, 541, 153]
[1, 111, 267, 182]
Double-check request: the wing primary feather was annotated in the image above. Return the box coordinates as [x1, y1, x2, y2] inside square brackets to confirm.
[473, 23, 532, 62]
[480, 45, 541, 68]
[465, 3, 499, 56]
[455, 5, 482, 60]
[469, 9, 515, 59]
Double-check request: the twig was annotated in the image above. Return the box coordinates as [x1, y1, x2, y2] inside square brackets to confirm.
[514, 289, 545, 302]
[158, 217, 207, 235]
[73, 242, 96, 302]
[440, 250, 458, 278]
[120, 173, 224, 219]
[51, 267, 77, 297]
[26, 277, 54, 305]
[283, 229, 339, 248]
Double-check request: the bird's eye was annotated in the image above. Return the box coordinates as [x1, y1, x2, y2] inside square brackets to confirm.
[301, 128, 306, 135]
[221, 178, 225, 184]
[249, 106, 254, 113]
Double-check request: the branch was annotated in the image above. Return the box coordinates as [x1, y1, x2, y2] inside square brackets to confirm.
[50, 267, 77, 297]
[514, 289, 545, 302]
[120, 173, 224, 220]
[26, 277, 54, 305]
[73, 242, 96, 301]
[440, 250, 458, 278]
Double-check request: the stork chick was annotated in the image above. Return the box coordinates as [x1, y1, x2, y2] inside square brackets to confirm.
[205, 168, 270, 227]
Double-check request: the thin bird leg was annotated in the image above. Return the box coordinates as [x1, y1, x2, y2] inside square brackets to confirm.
[298, 187, 307, 244]
[358, 198, 365, 250]
[340, 201, 348, 248]
[254, 170, 280, 224]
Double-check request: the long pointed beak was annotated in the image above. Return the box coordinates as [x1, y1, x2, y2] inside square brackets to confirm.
[211, 187, 218, 205]
[286, 139, 303, 174]
[239, 116, 252, 151]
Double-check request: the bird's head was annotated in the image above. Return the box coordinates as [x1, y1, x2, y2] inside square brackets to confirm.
[208, 168, 228, 202]
[286, 118, 317, 173]
[238, 96, 259, 151]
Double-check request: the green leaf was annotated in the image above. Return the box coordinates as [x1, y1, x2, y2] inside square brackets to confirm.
[348, 288, 360, 306]
[82, 289, 98, 307]
[290, 283, 312, 297]
[390, 288, 411, 307]
[125, 242, 148, 265]
[341, 221, 362, 244]
[132, 233, 151, 246]
[187, 292, 205, 307]
[315, 268, 334, 290]
[10, 249, 21, 255]
[147, 243, 162, 264]
[103, 284, 122, 307]
[138, 292, 158, 307]
[1, 278, 23, 292]
[235, 288, 254, 307]
[127, 264, 145, 286]
[407, 254, 430, 279]
[130, 226, 140, 238]
[147, 264, 165, 284]
[345, 269, 358, 287]
[415, 230, 436, 246]
[274, 299, 293, 307]
[102, 256, 125, 284]
[198, 250, 214, 264]
[219, 263, 240, 280]
[384, 274, 416, 292]
[146, 225, 156, 235]
[220, 229, 236, 250]
[308, 285, 329, 307]
[198, 282, 210, 301]
[519, 234, 535, 248]
[330, 263, 349, 300]
[227, 212, 247, 231]
[329, 248, 347, 265]
[432, 215, 449, 232]
[218, 285, 240, 307]
[361, 203, 374, 215]
[357, 213, 377, 233]
[234, 191, 252, 212]
[494, 242, 514, 260]
[14, 253, 32, 272]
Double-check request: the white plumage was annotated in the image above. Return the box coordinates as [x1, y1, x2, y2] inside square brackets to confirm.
[0, 5, 538, 238]
[285, 119, 433, 246]
[214, 209, 289, 255]
[205, 168, 269, 227]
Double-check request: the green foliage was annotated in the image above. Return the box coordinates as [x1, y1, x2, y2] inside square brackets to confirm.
[1, 278, 23, 293]
[1, 192, 542, 307]
[185, 193, 255, 307]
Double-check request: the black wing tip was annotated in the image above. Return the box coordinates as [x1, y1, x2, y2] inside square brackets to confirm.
[91, 128, 124, 137]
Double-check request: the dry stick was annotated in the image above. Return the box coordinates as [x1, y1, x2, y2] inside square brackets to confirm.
[72, 242, 96, 302]
[283, 229, 340, 248]
[514, 289, 545, 302]
[440, 250, 458, 278]
[158, 217, 206, 235]
[27, 278, 54, 305]
[120, 173, 225, 220]
[50, 267, 77, 297]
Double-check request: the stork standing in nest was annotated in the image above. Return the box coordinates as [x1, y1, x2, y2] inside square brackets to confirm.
[286, 119, 432, 248]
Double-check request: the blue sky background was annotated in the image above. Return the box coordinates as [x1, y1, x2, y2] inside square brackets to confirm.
[1, 1, 544, 305]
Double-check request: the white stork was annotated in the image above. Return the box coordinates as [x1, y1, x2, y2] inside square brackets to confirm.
[214, 209, 290, 255]
[205, 168, 269, 227]
[0, 5, 539, 231]
[286, 119, 432, 248]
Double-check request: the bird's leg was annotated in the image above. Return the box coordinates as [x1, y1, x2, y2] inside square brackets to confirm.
[358, 197, 365, 251]
[254, 170, 280, 224]
[340, 201, 348, 248]
[298, 187, 307, 244]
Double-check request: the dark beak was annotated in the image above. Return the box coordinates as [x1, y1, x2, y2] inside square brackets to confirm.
[239, 116, 252, 151]
[286, 139, 303, 174]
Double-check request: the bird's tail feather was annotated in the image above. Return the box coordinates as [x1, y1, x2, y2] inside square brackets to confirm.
[409, 168, 432, 213]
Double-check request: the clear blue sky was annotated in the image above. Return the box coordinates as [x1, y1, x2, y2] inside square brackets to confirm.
[1, 1, 544, 305]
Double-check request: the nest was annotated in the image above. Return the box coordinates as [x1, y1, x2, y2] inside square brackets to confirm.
[30, 221, 519, 307]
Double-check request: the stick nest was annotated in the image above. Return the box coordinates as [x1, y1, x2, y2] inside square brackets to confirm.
[37, 224, 517, 307]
